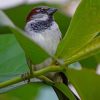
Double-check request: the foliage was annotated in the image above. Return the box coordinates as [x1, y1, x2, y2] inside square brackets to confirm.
[0, 1, 100, 100]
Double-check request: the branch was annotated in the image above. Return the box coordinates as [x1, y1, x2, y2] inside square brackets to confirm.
[0, 65, 62, 88]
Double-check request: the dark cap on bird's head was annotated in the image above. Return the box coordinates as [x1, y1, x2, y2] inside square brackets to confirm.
[26, 6, 57, 22]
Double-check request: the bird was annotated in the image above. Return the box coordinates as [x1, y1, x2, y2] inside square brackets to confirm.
[25, 6, 62, 75]
[25, 7, 79, 100]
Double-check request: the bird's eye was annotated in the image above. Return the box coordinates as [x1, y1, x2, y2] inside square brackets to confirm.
[41, 9, 46, 13]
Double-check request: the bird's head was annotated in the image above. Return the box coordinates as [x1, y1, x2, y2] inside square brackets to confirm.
[26, 6, 57, 22]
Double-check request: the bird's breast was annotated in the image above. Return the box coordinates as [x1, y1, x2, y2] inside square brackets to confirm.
[25, 21, 61, 55]
[32, 29, 60, 55]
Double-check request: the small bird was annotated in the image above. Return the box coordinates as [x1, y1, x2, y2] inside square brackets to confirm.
[25, 7, 79, 100]
[25, 6, 62, 72]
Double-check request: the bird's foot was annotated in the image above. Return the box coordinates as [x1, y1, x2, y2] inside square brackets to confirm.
[21, 72, 31, 83]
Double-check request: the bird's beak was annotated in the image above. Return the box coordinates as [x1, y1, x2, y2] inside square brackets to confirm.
[47, 8, 57, 15]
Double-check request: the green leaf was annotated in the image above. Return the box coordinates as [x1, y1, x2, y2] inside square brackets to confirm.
[0, 11, 14, 27]
[56, 0, 100, 60]
[0, 83, 42, 100]
[65, 36, 100, 65]
[0, 34, 28, 82]
[65, 68, 100, 100]
[80, 56, 98, 69]
[95, 52, 100, 63]
[0, 26, 12, 34]
[81, 52, 100, 69]
[0, 10, 49, 64]
[54, 83, 76, 100]
[11, 27, 49, 64]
